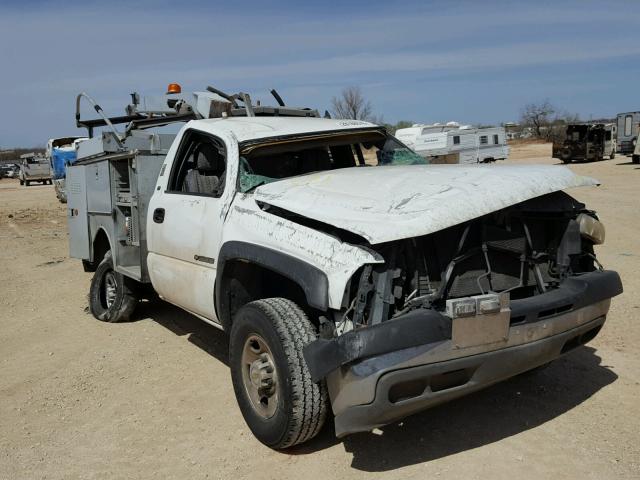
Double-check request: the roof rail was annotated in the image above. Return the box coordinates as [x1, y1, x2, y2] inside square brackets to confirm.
[76, 85, 319, 138]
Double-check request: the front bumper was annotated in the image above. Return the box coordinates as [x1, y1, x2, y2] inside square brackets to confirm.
[307, 270, 622, 437]
[334, 312, 605, 437]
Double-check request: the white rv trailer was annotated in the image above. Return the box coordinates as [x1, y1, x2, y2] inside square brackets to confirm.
[395, 122, 509, 164]
[616, 111, 640, 154]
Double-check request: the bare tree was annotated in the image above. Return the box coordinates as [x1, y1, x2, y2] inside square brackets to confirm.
[331, 86, 374, 121]
[520, 100, 556, 138]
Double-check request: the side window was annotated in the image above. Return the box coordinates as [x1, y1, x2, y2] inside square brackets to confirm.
[168, 130, 226, 197]
[479, 135, 488, 145]
[453, 135, 460, 145]
[605, 130, 612, 141]
[493, 134, 499, 144]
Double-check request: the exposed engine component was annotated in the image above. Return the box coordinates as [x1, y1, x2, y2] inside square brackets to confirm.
[344, 191, 601, 328]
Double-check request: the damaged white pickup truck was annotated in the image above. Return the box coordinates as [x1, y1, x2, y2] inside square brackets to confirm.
[68, 86, 622, 449]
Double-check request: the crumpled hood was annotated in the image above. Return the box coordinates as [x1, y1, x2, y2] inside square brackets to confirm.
[254, 164, 599, 244]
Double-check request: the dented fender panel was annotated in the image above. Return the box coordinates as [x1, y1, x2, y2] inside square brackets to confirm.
[221, 195, 383, 309]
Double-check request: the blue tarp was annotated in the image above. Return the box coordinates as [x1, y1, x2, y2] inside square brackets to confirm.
[51, 148, 77, 180]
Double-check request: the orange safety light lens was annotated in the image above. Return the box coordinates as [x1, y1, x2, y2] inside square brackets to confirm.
[166, 83, 182, 94]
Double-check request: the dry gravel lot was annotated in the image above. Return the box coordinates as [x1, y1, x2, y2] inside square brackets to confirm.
[1, 143, 639, 479]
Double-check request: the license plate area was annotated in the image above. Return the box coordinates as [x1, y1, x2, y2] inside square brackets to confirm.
[448, 293, 510, 349]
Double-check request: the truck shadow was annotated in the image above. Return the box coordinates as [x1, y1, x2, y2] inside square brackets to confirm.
[296, 346, 616, 472]
[136, 299, 230, 367]
[552, 159, 617, 165]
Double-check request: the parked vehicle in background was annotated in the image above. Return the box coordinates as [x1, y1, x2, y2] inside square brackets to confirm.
[616, 111, 640, 154]
[552, 123, 616, 163]
[47, 137, 88, 202]
[67, 84, 621, 449]
[18, 153, 52, 186]
[0, 164, 19, 178]
[394, 122, 509, 164]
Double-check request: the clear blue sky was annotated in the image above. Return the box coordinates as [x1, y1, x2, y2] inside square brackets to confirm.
[1, 0, 639, 147]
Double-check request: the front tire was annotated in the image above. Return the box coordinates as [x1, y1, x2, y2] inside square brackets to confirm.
[89, 251, 138, 322]
[633, 155, 640, 164]
[230, 298, 328, 449]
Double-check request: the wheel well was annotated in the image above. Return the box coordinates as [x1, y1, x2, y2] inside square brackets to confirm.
[216, 260, 316, 332]
[83, 229, 111, 272]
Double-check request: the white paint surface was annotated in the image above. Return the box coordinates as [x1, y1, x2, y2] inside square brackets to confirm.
[255, 164, 599, 244]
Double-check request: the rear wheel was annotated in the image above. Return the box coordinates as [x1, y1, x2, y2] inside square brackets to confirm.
[229, 298, 328, 449]
[25, 181, 30, 186]
[633, 155, 640, 164]
[19, 179, 24, 185]
[89, 251, 138, 322]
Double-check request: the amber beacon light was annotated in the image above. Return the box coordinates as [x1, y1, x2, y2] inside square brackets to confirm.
[166, 83, 182, 94]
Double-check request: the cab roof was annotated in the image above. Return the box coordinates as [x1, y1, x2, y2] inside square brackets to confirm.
[188, 117, 379, 143]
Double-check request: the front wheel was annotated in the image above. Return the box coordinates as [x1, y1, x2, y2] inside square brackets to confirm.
[633, 155, 640, 164]
[229, 298, 328, 449]
[89, 251, 138, 322]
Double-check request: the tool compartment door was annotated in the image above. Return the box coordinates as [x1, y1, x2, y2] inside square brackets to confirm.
[67, 165, 90, 259]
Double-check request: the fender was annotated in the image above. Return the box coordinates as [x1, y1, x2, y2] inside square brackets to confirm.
[82, 227, 113, 272]
[215, 241, 330, 327]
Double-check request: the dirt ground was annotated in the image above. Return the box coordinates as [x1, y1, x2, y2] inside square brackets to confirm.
[1, 144, 639, 479]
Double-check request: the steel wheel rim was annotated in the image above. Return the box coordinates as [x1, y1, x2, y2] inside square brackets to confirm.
[104, 272, 117, 308]
[241, 334, 278, 419]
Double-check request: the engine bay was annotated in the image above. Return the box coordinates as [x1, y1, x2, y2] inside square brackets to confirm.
[339, 191, 603, 330]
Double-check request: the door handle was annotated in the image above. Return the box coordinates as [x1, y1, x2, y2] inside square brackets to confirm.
[153, 208, 165, 223]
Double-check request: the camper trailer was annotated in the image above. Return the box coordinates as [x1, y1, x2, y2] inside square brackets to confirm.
[395, 122, 509, 164]
[616, 111, 640, 154]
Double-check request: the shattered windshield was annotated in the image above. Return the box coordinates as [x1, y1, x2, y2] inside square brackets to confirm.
[238, 129, 426, 193]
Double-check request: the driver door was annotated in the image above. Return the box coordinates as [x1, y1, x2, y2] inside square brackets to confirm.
[147, 129, 230, 322]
